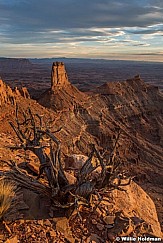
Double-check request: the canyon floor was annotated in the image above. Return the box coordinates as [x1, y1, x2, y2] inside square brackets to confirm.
[0, 58, 163, 99]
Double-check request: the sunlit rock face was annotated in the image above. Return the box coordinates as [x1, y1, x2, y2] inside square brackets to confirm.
[18, 87, 30, 99]
[0, 79, 30, 107]
[51, 62, 69, 90]
[0, 79, 15, 106]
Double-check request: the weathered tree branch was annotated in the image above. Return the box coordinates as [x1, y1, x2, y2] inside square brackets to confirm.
[8, 106, 131, 211]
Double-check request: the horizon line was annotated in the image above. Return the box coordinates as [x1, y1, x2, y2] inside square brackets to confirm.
[0, 56, 163, 64]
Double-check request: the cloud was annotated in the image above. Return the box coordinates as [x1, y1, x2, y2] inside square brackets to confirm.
[0, 0, 162, 60]
[124, 23, 163, 34]
[0, 1, 163, 39]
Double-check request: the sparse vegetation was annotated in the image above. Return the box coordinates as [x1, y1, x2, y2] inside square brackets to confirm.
[0, 61, 162, 241]
[0, 178, 15, 220]
[7, 105, 131, 213]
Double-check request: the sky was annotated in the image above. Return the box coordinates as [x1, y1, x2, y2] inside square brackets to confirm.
[0, 0, 163, 61]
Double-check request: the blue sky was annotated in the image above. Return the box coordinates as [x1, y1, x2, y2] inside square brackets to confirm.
[0, 0, 163, 61]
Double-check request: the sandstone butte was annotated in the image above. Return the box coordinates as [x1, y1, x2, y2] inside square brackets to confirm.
[0, 62, 162, 242]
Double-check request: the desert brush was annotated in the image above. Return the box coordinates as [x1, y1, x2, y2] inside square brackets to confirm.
[0, 178, 16, 220]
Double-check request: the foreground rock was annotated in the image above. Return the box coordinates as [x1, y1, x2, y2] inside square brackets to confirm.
[69, 181, 162, 241]
[110, 181, 162, 238]
[1, 155, 162, 242]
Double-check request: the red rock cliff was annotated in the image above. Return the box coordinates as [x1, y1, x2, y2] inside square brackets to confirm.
[0, 79, 15, 106]
[0, 79, 30, 107]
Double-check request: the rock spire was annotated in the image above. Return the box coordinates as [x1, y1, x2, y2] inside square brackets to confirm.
[51, 62, 69, 90]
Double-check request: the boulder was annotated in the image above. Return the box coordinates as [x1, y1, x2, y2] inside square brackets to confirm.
[110, 181, 162, 237]
[64, 154, 88, 170]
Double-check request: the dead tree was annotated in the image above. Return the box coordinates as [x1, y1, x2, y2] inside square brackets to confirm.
[8, 106, 131, 210]
[9, 105, 68, 197]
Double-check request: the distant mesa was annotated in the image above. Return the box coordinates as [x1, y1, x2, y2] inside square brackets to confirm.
[51, 62, 69, 90]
